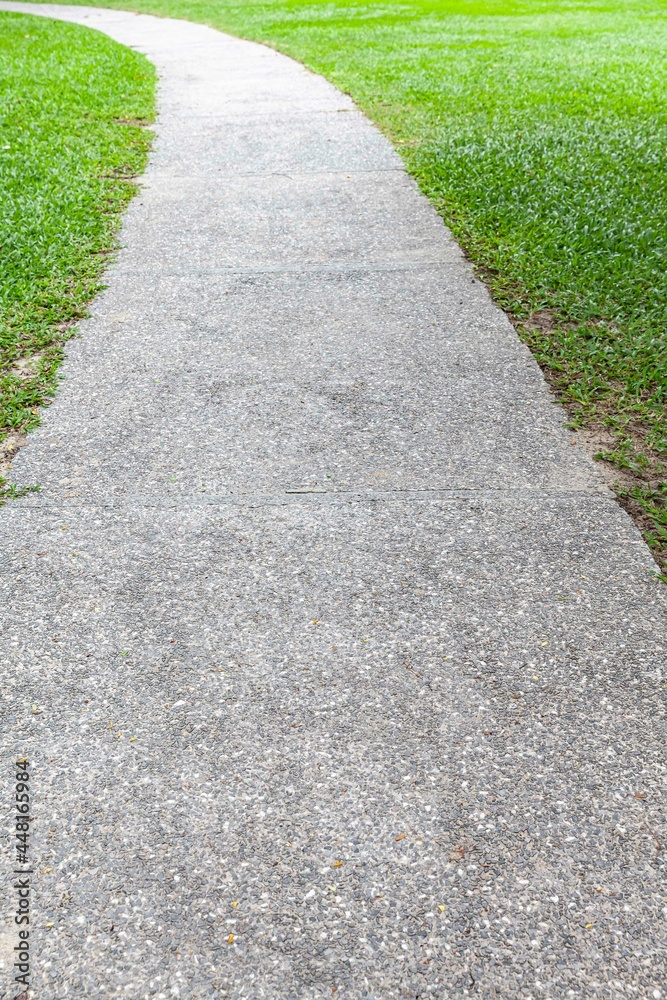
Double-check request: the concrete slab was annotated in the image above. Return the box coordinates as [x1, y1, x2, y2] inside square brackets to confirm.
[0, 3, 665, 998]
[1, 495, 664, 996]
[14, 268, 596, 499]
[114, 172, 460, 272]
[147, 113, 402, 176]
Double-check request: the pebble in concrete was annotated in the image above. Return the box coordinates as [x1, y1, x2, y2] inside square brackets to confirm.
[0, 4, 665, 997]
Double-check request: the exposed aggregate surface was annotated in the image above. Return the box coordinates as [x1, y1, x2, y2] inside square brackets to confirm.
[0, 5, 665, 998]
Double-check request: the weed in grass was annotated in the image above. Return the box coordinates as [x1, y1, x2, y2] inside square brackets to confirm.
[0, 12, 155, 474]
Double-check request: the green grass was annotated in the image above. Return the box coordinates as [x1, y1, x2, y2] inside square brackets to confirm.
[0, 11, 155, 493]
[9, 1, 667, 568]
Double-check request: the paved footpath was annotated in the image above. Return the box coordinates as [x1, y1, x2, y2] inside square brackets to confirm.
[0, 5, 665, 998]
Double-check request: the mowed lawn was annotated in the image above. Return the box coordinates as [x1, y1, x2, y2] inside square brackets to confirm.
[0, 12, 155, 492]
[10, 1, 667, 570]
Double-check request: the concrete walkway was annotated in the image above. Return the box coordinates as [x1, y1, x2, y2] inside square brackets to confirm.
[0, 5, 665, 997]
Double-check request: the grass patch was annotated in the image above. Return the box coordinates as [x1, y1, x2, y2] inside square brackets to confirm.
[0, 11, 155, 490]
[13, 1, 667, 569]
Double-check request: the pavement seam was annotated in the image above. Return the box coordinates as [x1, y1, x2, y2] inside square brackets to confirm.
[12, 485, 621, 512]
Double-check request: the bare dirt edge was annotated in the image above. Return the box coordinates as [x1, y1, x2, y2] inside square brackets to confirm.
[511, 310, 667, 577]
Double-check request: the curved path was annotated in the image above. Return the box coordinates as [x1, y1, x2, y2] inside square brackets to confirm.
[0, 5, 665, 997]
